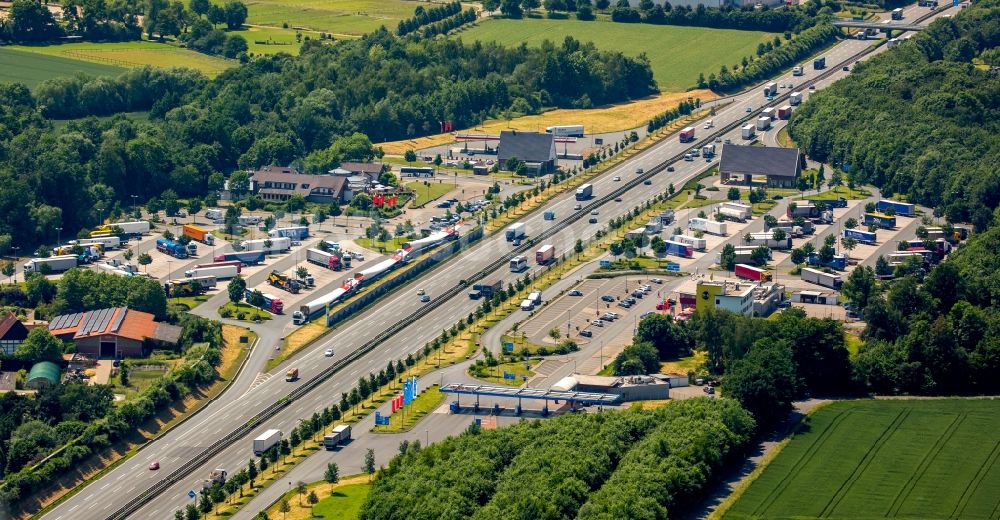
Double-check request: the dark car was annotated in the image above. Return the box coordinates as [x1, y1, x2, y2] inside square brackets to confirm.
[843, 65, 849, 71]
[667, 165, 675, 172]
[579, 330, 593, 338]
[643, 179, 652, 185]
[568, 289, 583, 296]
[601, 295, 616, 302]
[614, 196, 623, 202]
[589, 217, 598, 224]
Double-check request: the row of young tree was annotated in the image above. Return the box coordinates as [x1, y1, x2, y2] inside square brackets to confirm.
[610, 0, 824, 33]
[358, 398, 754, 519]
[0, 0, 248, 46]
[396, 1, 463, 36]
[787, 1, 1000, 228]
[0, 30, 654, 251]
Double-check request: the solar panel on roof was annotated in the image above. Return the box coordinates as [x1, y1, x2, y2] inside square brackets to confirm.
[50, 312, 83, 331]
[110, 307, 126, 333]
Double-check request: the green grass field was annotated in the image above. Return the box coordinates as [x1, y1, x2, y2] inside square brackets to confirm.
[404, 179, 454, 207]
[456, 18, 777, 92]
[311, 483, 371, 519]
[10, 41, 234, 77]
[227, 0, 442, 36]
[372, 385, 444, 433]
[0, 47, 124, 87]
[724, 399, 1000, 520]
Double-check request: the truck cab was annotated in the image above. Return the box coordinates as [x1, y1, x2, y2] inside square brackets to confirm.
[292, 311, 305, 325]
[286, 368, 299, 382]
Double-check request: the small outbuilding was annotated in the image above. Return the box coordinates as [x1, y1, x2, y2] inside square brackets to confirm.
[27, 361, 61, 389]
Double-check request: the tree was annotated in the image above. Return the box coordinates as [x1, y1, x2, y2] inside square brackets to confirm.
[771, 227, 786, 242]
[190, 0, 211, 16]
[727, 187, 740, 201]
[404, 149, 417, 163]
[119, 364, 130, 386]
[324, 462, 339, 484]
[725, 341, 798, 427]
[278, 498, 290, 519]
[841, 236, 858, 257]
[843, 265, 876, 310]
[845, 217, 858, 229]
[15, 327, 64, 362]
[750, 245, 771, 266]
[228, 171, 251, 200]
[364, 448, 376, 478]
[223, 0, 248, 30]
[500, 0, 523, 17]
[574, 239, 583, 255]
[2, 261, 15, 283]
[296, 481, 306, 506]
[790, 248, 806, 265]
[137, 252, 153, 273]
[719, 243, 736, 270]
[5, 0, 63, 42]
[308, 490, 319, 507]
[228, 276, 247, 305]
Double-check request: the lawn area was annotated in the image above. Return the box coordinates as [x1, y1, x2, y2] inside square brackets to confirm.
[108, 364, 171, 400]
[264, 475, 371, 520]
[381, 90, 715, 155]
[11, 41, 234, 77]
[168, 294, 209, 311]
[457, 17, 777, 92]
[776, 125, 794, 148]
[224, 0, 438, 36]
[404, 179, 454, 207]
[660, 351, 705, 374]
[797, 184, 871, 201]
[722, 399, 1000, 520]
[0, 47, 124, 87]
[470, 359, 539, 386]
[240, 25, 314, 55]
[311, 483, 371, 519]
[371, 385, 445, 433]
[51, 111, 149, 130]
[355, 235, 408, 251]
[219, 301, 272, 321]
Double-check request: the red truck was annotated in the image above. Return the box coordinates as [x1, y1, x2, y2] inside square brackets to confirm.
[777, 105, 792, 119]
[679, 127, 695, 143]
[535, 244, 555, 264]
[735, 264, 772, 282]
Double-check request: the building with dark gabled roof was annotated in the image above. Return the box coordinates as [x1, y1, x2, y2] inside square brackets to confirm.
[239, 166, 348, 204]
[497, 131, 556, 175]
[719, 144, 801, 188]
[0, 312, 29, 356]
[48, 307, 181, 358]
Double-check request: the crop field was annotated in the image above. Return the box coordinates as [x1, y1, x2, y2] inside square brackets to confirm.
[456, 18, 777, 92]
[724, 399, 1000, 520]
[10, 41, 234, 77]
[223, 0, 447, 36]
[0, 47, 124, 87]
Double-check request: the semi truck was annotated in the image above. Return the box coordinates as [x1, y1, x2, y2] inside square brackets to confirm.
[813, 57, 826, 69]
[72, 236, 121, 250]
[194, 260, 242, 273]
[214, 251, 265, 265]
[716, 246, 763, 265]
[469, 279, 503, 299]
[664, 240, 694, 258]
[205, 209, 224, 222]
[801, 267, 842, 289]
[670, 234, 707, 251]
[155, 239, 190, 259]
[509, 255, 528, 272]
[237, 215, 262, 226]
[645, 220, 663, 234]
[793, 65, 804, 76]
[807, 253, 848, 270]
[182, 224, 216, 245]
[306, 248, 344, 270]
[240, 237, 291, 254]
[323, 425, 352, 450]
[94, 221, 150, 237]
[184, 265, 238, 280]
[679, 127, 695, 143]
[688, 217, 727, 236]
[575, 183, 593, 200]
[252, 429, 282, 455]
[735, 264, 772, 282]
[807, 197, 848, 208]
[720, 202, 752, 221]
[505, 223, 527, 241]
[790, 91, 803, 105]
[891, 7, 903, 19]
[269, 226, 309, 240]
[763, 82, 778, 97]
[165, 279, 208, 297]
[702, 143, 717, 157]
[876, 199, 915, 216]
[268, 270, 301, 293]
[741, 124, 756, 140]
[864, 213, 896, 229]
[756, 117, 772, 131]
[747, 232, 792, 249]
[285, 367, 299, 381]
[844, 228, 877, 244]
[761, 107, 776, 120]
[787, 203, 820, 219]
[96, 263, 133, 277]
[777, 105, 792, 119]
[535, 244, 555, 264]
[246, 289, 284, 314]
[545, 125, 584, 137]
[888, 252, 926, 265]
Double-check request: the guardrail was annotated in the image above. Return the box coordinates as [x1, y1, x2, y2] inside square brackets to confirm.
[102, 14, 946, 517]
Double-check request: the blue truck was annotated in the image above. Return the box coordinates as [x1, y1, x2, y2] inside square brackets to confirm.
[876, 199, 915, 216]
[664, 240, 693, 258]
[864, 213, 896, 229]
[268, 226, 310, 240]
[214, 251, 266, 266]
[156, 239, 189, 259]
[807, 252, 847, 271]
[843, 228, 877, 244]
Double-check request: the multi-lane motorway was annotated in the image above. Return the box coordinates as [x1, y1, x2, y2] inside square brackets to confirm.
[44, 6, 948, 518]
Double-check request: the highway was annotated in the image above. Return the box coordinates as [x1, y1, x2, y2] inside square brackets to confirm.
[43, 5, 948, 518]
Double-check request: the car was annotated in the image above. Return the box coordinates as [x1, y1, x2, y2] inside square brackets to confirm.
[703, 386, 716, 395]
[809, 84, 817, 90]
[684, 154, 694, 161]
[643, 179, 652, 185]
[635, 168, 644, 174]
[574, 203, 582, 210]
[579, 329, 593, 338]
[112, 359, 121, 368]
[624, 297, 637, 305]
[568, 289, 583, 296]
[715, 136, 722, 143]
[667, 298, 676, 305]
[667, 165, 675, 172]
[149, 461, 160, 471]
[417, 288, 425, 295]
[843, 65, 849, 71]
[601, 295, 616, 302]
[353, 252, 364, 261]
[591, 319, 604, 327]
[640, 312, 655, 320]
[512, 238, 521, 246]
[724, 138, 732, 144]
[589, 217, 598, 224]
[746, 106, 753, 112]
[617, 301, 632, 308]
[420, 294, 431, 303]
[650, 278, 663, 284]
[591, 209, 599, 215]
[613, 176, 621, 182]
[778, 300, 792, 308]
[324, 349, 335, 357]
[614, 197, 622, 202]
[632, 290, 644, 298]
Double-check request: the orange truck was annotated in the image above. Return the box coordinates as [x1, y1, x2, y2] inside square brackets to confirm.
[285, 368, 299, 382]
[182, 224, 215, 245]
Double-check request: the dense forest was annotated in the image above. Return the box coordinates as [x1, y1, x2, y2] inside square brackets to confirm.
[0, 31, 654, 250]
[788, 2, 1000, 229]
[359, 398, 754, 520]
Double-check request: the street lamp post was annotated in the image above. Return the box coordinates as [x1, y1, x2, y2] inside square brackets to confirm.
[55, 227, 62, 249]
[131, 195, 138, 218]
